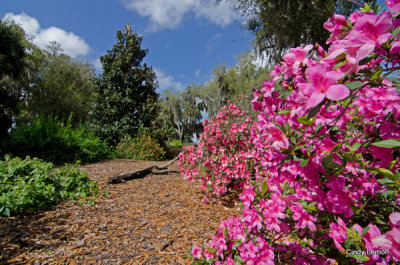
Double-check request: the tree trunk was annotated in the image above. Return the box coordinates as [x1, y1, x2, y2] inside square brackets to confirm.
[108, 157, 179, 184]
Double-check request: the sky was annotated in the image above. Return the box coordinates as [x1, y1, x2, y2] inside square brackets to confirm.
[1, 0, 255, 93]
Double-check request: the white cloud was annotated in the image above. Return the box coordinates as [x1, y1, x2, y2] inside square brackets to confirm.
[91, 58, 103, 71]
[121, 0, 239, 31]
[3, 12, 40, 36]
[3, 12, 90, 58]
[154, 68, 184, 91]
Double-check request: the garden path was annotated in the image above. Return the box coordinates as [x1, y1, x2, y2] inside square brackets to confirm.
[0, 159, 239, 264]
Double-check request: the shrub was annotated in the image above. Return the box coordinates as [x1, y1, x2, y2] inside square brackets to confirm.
[164, 139, 184, 158]
[115, 133, 166, 161]
[1, 115, 110, 164]
[179, 104, 256, 197]
[182, 3, 400, 264]
[0, 156, 98, 216]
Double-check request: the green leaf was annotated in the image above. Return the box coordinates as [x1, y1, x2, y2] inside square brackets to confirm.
[261, 182, 268, 196]
[348, 254, 370, 262]
[233, 241, 241, 250]
[393, 26, 400, 39]
[345, 81, 363, 90]
[377, 168, 395, 179]
[361, 226, 370, 237]
[372, 139, 400, 148]
[321, 155, 341, 170]
[300, 159, 309, 167]
[349, 142, 361, 152]
[207, 248, 216, 254]
[277, 109, 291, 115]
[298, 116, 312, 126]
[377, 178, 394, 185]
[315, 123, 323, 134]
[333, 59, 347, 70]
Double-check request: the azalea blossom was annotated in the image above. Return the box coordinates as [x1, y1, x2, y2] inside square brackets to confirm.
[298, 64, 350, 108]
[386, 0, 400, 12]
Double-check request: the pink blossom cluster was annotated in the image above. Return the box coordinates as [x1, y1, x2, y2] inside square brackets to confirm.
[183, 1, 400, 264]
[178, 103, 257, 197]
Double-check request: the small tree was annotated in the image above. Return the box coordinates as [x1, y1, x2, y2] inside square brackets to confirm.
[88, 24, 159, 145]
[28, 42, 95, 124]
[0, 19, 27, 140]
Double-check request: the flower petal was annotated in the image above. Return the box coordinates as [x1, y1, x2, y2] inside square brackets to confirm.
[356, 42, 375, 61]
[307, 92, 325, 108]
[326, 84, 350, 101]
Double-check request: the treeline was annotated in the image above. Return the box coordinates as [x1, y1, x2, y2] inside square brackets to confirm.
[159, 51, 270, 143]
[0, 18, 269, 164]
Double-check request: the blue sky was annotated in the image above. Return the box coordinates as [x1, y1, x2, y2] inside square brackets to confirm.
[1, 0, 254, 92]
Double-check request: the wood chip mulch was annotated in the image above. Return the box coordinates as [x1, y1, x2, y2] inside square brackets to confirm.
[0, 159, 240, 265]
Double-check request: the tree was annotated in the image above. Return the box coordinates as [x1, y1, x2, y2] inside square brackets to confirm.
[222, 0, 377, 63]
[88, 24, 159, 145]
[201, 51, 270, 117]
[0, 19, 28, 140]
[27, 42, 95, 124]
[160, 86, 204, 142]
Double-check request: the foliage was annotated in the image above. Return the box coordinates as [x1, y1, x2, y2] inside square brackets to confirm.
[1, 115, 110, 164]
[115, 132, 166, 161]
[201, 51, 270, 118]
[87, 24, 159, 145]
[165, 139, 184, 159]
[223, 0, 377, 63]
[27, 42, 96, 125]
[0, 156, 98, 217]
[0, 19, 28, 140]
[160, 86, 204, 141]
[181, 2, 400, 264]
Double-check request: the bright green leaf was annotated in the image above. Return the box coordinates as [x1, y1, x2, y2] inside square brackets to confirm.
[372, 139, 400, 148]
[300, 159, 309, 167]
[298, 116, 312, 126]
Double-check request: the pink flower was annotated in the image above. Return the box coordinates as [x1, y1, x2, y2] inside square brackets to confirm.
[349, 11, 393, 59]
[386, 0, 400, 12]
[329, 217, 348, 243]
[389, 212, 400, 228]
[298, 64, 349, 108]
[191, 245, 202, 259]
[324, 14, 348, 44]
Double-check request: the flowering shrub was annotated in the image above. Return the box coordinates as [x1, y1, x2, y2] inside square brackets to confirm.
[115, 133, 165, 161]
[181, 2, 400, 264]
[178, 103, 257, 197]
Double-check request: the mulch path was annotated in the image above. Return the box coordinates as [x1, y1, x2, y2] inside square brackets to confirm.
[0, 159, 240, 264]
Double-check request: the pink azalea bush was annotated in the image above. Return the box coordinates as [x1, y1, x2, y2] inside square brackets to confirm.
[180, 2, 400, 264]
[178, 102, 257, 198]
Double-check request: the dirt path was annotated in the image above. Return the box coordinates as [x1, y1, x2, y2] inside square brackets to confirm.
[0, 159, 239, 264]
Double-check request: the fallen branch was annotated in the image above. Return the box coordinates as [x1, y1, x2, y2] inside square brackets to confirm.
[108, 157, 179, 184]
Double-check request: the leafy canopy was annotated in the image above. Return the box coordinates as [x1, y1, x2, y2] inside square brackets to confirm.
[88, 24, 159, 145]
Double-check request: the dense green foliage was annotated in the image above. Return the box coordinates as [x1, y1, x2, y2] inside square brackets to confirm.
[0, 19, 28, 140]
[0, 156, 98, 216]
[27, 42, 96, 125]
[223, 0, 376, 62]
[87, 24, 159, 145]
[115, 133, 166, 161]
[1, 115, 110, 164]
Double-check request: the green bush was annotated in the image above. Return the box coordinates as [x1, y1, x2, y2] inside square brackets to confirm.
[115, 133, 166, 161]
[164, 139, 183, 158]
[0, 115, 110, 164]
[0, 156, 98, 216]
